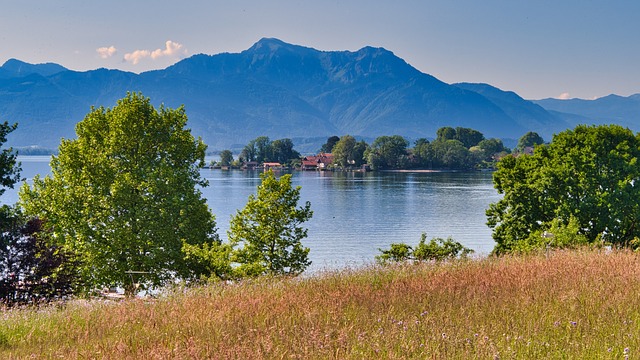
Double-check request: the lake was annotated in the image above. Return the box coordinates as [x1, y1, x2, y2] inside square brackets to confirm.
[3, 156, 501, 272]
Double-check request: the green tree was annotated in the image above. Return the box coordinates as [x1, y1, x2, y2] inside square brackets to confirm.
[0, 121, 21, 196]
[436, 127, 456, 142]
[487, 124, 640, 254]
[219, 150, 233, 166]
[320, 135, 340, 153]
[270, 138, 300, 164]
[413, 138, 433, 168]
[478, 138, 508, 160]
[19, 93, 220, 295]
[352, 140, 369, 167]
[454, 127, 485, 148]
[365, 135, 409, 170]
[254, 136, 272, 163]
[332, 135, 367, 168]
[229, 170, 313, 276]
[516, 131, 544, 152]
[430, 139, 474, 169]
[239, 140, 257, 162]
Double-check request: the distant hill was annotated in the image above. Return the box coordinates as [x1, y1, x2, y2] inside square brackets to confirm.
[454, 83, 572, 138]
[0, 38, 634, 151]
[533, 94, 640, 130]
[0, 59, 68, 78]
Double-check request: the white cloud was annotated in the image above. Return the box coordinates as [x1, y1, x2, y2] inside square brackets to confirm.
[124, 49, 151, 65]
[96, 46, 117, 59]
[151, 40, 186, 59]
[123, 40, 187, 65]
[557, 92, 571, 100]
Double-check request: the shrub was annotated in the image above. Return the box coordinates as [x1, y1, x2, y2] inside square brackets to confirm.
[376, 233, 473, 264]
[0, 206, 82, 307]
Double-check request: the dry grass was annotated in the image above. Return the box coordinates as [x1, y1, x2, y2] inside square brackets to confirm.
[2, 249, 640, 359]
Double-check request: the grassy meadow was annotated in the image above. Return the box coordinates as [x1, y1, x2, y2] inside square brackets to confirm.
[2, 249, 640, 359]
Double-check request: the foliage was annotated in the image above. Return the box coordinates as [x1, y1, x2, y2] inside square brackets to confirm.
[488, 124, 640, 254]
[511, 216, 591, 253]
[477, 138, 509, 161]
[436, 126, 456, 142]
[239, 140, 257, 162]
[229, 170, 313, 276]
[0, 206, 82, 307]
[375, 243, 413, 263]
[319, 135, 340, 153]
[19, 92, 220, 295]
[0, 121, 21, 196]
[240, 137, 301, 165]
[365, 135, 409, 170]
[376, 234, 473, 264]
[270, 138, 300, 165]
[412, 234, 474, 261]
[181, 240, 234, 281]
[432, 139, 473, 169]
[331, 135, 368, 168]
[219, 150, 233, 166]
[516, 131, 544, 152]
[254, 136, 272, 163]
[413, 127, 496, 170]
[454, 127, 485, 148]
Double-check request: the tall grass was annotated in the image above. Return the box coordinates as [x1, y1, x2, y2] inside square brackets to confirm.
[2, 249, 640, 359]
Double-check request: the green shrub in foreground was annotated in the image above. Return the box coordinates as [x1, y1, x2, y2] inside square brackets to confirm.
[376, 233, 473, 264]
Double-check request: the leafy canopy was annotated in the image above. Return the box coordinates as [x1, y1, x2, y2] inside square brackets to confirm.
[19, 92, 219, 294]
[0, 121, 21, 196]
[487, 124, 640, 254]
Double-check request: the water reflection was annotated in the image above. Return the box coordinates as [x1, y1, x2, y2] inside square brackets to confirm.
[4, 157, 501, 272]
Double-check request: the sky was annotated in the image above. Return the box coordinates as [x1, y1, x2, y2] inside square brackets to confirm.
[1, 0, 639, 100]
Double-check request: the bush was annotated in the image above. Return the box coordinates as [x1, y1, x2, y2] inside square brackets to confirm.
[376, 234, 473, 264]
[0, 206, 82, 307]
[515, 216, 592, 254]
[413, 234, 474, 261]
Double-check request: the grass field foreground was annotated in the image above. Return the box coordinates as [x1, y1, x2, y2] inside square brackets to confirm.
[2, 249, 640, 359]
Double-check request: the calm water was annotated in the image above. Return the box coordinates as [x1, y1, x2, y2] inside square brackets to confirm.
[3, 156, 501, 272]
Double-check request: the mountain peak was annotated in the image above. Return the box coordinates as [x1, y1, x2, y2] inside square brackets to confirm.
[246, 38, 309, 54]
[1, 58, 68, 77]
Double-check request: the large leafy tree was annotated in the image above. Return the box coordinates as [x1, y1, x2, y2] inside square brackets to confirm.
[254, 136, 272, 163]
[454, 127, 485, 148]
[219, 150, 234, 166]
[430, 139, 473, 169]
[239, 140, 257, 163]
[0, 121, 21, 196]
[366, 135, 409, 170]
[229, 170, 312, 276]
[19, 93, 220, 295]
[516, 131, 544, 152]
[487, 124, 640, 253]
[270, 138, 300, 164]
[332, 135, 367, 168]
[320, 135, 340, 153]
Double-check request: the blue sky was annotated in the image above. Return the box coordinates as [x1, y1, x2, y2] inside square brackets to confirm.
[2, 0, 638, 100]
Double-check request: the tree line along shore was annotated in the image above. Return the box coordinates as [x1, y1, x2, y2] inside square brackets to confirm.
[2, 92, 640, 322]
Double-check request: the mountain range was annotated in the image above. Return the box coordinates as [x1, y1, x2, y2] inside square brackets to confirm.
[0, 38, 637, 153]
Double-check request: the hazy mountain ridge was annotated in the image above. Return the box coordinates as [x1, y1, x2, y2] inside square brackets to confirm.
[0, 38, 636, 151]
[0, 59, 68, 79]
[533, 95, 640, 129]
